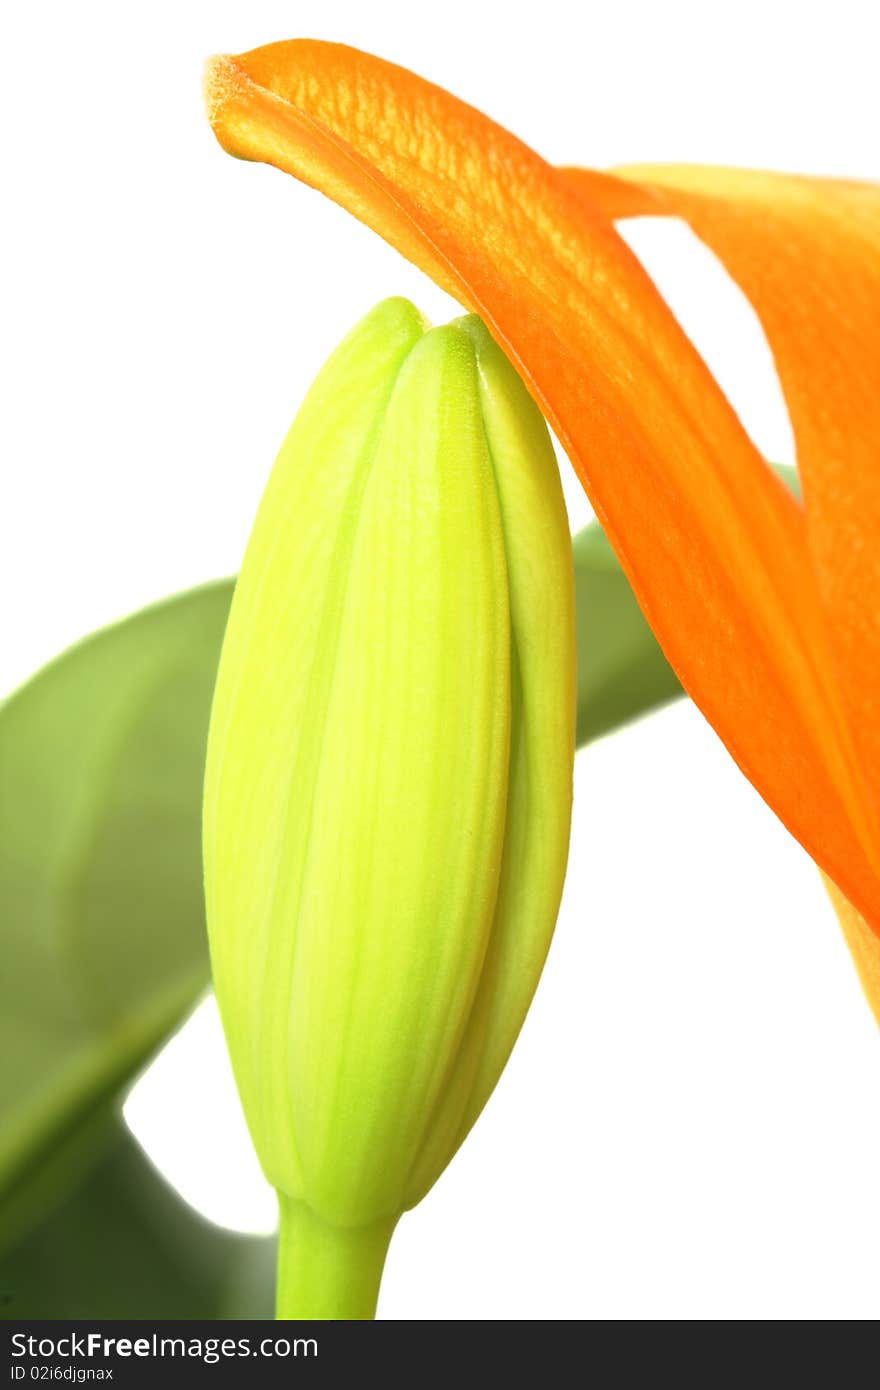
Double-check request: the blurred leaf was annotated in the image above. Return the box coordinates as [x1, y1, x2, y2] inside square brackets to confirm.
[0, 582, 232, 1249]
[575, 525, 682, 744]
[773, 460, 801, 500]
[0, 1121, 274, 1319]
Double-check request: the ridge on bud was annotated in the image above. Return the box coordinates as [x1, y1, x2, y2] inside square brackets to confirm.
[203, 298, 576, 1319]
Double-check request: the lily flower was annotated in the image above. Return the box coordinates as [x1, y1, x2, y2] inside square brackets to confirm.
[204, 39, 880, 1020]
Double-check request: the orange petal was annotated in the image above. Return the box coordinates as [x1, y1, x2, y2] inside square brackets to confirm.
[568, 163, 880, 825]
[823, 874, 880, 1026]
[204, 41, 880, 927]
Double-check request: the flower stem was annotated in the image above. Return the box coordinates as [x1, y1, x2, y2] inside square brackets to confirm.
[275, 1194, 396, 1320]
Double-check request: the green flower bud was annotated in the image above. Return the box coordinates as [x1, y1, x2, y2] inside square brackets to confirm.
[203, 298, 575, 1318]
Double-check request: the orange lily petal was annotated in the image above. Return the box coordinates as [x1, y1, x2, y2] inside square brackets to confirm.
[565, 163, 880, 820]
[824, 874, 880, 1025]
[204, 41, 880, 928]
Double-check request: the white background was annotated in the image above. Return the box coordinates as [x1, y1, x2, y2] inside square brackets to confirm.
[4, 1, 880, 1319]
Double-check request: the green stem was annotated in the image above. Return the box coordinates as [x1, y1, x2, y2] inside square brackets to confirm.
[275, 1194, 396, 1320]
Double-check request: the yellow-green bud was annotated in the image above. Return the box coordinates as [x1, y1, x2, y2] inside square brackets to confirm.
[203, 298, 575, 1318]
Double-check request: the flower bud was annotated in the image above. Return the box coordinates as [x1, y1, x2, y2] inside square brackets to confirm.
[203, 298, 575, 1317]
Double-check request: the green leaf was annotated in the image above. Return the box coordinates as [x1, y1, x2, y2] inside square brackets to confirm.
[574, 524, 682, 744]
[0, 582, 233, 1248]
[0, 1122, 274, 1319]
